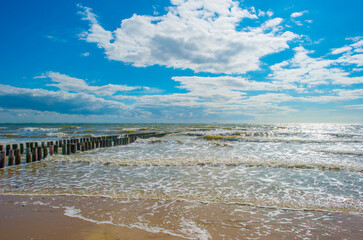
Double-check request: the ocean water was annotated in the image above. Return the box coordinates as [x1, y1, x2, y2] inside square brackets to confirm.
[0, 123, 362, 239]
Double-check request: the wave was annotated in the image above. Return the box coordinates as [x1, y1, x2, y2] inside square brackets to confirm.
[201, 135, 363, 144]
[316, 150, 363, 156]
[45, 132, 68, 138]
[136, 138, 168, 144]
[1, 189, 362, 215]
[20, 127, 62, 132]
[1, 134, 25, 138]
[53, 154, 363, 172]
[325, 132, 363, 138]
[61, 126, 82, 130]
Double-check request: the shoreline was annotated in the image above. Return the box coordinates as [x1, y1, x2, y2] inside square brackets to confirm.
[0, 194, 183, 240]
[1, 194, 362, 239]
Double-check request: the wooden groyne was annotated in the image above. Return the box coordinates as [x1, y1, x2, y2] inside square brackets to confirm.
[0, 132, 166, 168]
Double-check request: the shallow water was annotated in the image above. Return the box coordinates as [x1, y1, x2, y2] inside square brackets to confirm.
[0, 123, 362, 239]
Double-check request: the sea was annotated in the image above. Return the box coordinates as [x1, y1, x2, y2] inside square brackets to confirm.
[0, 123, 362, 239]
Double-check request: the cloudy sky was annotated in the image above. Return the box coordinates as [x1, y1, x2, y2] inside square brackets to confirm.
[0, 0, 362, 123]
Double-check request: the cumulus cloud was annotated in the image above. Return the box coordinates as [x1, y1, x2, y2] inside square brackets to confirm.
[269, 41, 363, 86]
[78, 0, 297, 74]
[0, 84, 132, 115]
[299, 89, 363, 103]
[172, 76, 300, 92]
[291, 10, 308, 18]
[81, 52, 90, 57]
[331, 46, 352, 55]
[290, 10, 309, 26]
[45, 72, 140, 96]
[114, 76, 301, 117]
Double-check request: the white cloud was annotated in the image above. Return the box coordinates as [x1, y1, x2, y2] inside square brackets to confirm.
[257, 10, 273, 17]
[299, 89, 363, 103]
[269, 43, 363, 86]
[0, 108, 140, 123]
[291, 10, 308, 18]
[0, 83, 132, 115]
[78, 1, 297, 74]
[173, 76, 299, 92]
[345, 104, 363, 110]
[114, 76, 301, 117]
[81, 52, 90, 57]
[45, 72, 140, 96]
[331, 46, 352, 55]
[33, 75, 47, 79]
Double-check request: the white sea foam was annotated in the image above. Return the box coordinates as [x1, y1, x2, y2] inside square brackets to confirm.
[179, 217, 211, 240]
[0, 123, 362, 216]
[32, 200, 48, 206]
[21, 127, 62, 132]
[45, 132, 68, 137]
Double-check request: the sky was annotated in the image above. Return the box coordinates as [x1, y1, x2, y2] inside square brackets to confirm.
[0, 0, 362, 123]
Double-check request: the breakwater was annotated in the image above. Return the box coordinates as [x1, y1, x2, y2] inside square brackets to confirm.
[0, 132, 166, 168]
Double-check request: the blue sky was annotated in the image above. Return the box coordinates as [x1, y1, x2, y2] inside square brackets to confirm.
[0, 0, 362, 123]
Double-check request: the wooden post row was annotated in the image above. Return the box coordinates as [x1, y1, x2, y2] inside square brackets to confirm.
[0, 132, 168, 167]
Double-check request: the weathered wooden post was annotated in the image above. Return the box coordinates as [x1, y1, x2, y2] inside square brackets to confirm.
[0, 151, 5, 168]
[43, 148, 48, 158]
[15, 149, 21, 165]
[71, 143, 76, 154]
[54, 145, 59, 154]
[6, 145, 11, 156]
[67, 144, 71, 155]
[8, 150, 14, 166]
[20, 143, 24, 154]
[62, 144, 67, 155]
[26, 148, 31, 163]
[12, 144, 18, 151]
[49, 145, 54, 155]
[37, 147, 42, 161]
[32, 148, 37, 162]
[81, 142, 85, 151]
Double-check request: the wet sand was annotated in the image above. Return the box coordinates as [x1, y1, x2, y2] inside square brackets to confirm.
[0, 195, 182, 240]
[0, 194, 362, 239]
